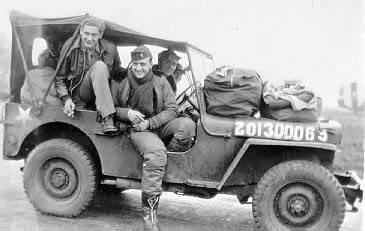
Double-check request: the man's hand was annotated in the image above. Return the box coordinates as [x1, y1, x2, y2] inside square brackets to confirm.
[64, 99, 75, 117]
[134, 120, 149, 132]
[127, 109, 145, 124]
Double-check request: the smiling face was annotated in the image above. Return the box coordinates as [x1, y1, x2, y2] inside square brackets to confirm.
[80, 25, 102, 50]
[160, 55, 178, 76]
[131, 57, 153, 79]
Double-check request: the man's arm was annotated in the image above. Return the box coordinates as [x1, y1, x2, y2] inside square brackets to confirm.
[111, 79, 130, 121]
[55, 41, 71, 104]
[148, 78, 178, 129]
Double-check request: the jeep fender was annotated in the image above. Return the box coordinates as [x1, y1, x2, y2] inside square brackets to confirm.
[216, 138, 337, 190]
[7, 121, 97, 161]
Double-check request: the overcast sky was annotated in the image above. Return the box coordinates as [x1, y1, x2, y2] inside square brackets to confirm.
[0, 0, 363, 107]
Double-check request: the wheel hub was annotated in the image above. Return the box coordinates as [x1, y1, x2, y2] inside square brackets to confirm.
[41, 159, 78, 198]
[288, 196, 308, 215]
[274, 182, 324, 227]
[50, 169, 68, 188]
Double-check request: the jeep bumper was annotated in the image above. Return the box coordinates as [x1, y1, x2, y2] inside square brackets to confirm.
[334, 171, 363, 212]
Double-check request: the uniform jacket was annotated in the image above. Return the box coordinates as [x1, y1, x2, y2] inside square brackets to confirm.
[55, 36, 122, 103]
[111, 71, 178, 130]
[152, 65, 177, 94]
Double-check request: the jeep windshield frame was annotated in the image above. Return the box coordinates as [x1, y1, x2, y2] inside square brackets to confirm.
[185, 45, 214, 114]
[186, 45, 215, 88]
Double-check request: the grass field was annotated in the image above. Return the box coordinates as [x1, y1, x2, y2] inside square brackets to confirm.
[322, 109, 364, 178]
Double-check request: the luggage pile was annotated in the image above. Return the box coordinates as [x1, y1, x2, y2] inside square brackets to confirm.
[204, 67, 321, 122]
[261, 80, 321, 122]
[204, 66, 263, 117]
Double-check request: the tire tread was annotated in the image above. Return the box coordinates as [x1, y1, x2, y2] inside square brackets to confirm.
[252, 160, 345, 231]
[23, 138, 97, 217]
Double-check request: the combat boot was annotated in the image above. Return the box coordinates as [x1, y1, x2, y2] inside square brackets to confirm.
[142, 193, 161, 231]
[102, 114, 117, 135]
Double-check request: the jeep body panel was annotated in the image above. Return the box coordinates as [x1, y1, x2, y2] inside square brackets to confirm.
[2, 102, 241, 187]
[3, 101, 337, 191]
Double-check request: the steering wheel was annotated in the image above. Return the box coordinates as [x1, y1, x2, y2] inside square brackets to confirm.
[176, 84, 193, 102]
[176, 85, 199, 112]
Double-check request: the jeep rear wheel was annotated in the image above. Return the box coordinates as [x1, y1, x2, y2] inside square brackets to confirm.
[252, 160, 345, 231]
[23, 138, 97, 217]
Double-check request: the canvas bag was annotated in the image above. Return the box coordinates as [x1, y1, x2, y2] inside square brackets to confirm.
[204, 67, 263, 117]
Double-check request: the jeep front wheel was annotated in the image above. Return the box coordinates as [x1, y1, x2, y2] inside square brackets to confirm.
[23, 138, 97, 217]
[252, 160, 346, 231]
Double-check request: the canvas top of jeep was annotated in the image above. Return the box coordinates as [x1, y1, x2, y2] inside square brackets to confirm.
[0, 10, 362, 230]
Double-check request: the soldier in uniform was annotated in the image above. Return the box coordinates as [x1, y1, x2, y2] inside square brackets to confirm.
[111, 46, 195, 230]
[55, 17, 122, 134]
[153, 49, 181, 94]
[153, 49, 196, 150]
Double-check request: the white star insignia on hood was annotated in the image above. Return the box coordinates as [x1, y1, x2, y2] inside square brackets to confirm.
[15, 106, 32, 126]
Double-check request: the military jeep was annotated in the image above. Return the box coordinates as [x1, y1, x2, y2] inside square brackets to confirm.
[1, 11, 362, 231]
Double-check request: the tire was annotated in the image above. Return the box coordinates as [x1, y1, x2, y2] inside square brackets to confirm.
[23, 138, 97, 217]
[252, 160, 346, 231]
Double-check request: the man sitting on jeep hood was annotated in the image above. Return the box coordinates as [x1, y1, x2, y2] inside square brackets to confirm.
[55, 17, 121, 134]
[111, 46, 195, 230]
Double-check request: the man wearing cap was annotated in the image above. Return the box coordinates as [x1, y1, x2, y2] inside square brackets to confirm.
[153, 49, 196, 150]
[55, 17, 122, 134]
[111, 46, 194, 230]
[152, 49, 181, 94]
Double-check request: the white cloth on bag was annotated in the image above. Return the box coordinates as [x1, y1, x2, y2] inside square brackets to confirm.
[263, 80, 317, 111]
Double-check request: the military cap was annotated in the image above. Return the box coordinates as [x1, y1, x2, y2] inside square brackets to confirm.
[158, 49, 180, 62]
[131, 46, 152, 61]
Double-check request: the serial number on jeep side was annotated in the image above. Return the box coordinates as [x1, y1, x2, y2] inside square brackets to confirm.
[234, 121, 328, 142]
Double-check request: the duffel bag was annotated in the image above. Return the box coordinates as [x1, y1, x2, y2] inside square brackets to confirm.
[265, 108, 319, 122]
[204, 67, 263, 117]
[261, 97, 322, 122]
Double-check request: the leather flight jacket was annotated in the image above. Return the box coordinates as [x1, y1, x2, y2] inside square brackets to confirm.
[55, 36, 122, 103]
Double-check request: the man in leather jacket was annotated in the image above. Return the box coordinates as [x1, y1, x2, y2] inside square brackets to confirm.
[55, 17, 121, 134]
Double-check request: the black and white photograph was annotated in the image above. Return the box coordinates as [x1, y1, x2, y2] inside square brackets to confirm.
[0, 0, 363, 230]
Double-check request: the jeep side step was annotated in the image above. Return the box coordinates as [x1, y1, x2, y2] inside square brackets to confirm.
[101, 177, 218, 199]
